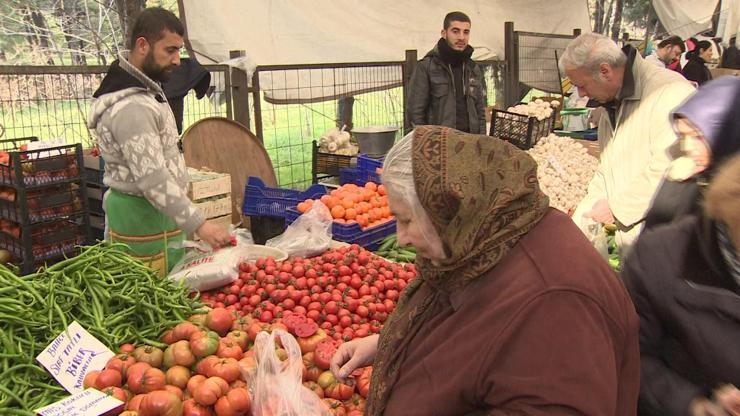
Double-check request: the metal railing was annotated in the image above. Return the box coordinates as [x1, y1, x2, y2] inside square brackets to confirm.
[0, 64, 231, 146]
[0, 54, 505, 191]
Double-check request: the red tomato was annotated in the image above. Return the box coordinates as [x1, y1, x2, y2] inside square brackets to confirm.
[182, 399, 214, 416]
[205, 308, 234, 336]
[297, 328, 328, 354]
[313, 338, 337, 370]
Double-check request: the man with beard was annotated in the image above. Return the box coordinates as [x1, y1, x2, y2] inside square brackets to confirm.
[89, 7, 230, 276]
[407, 11, 487, 134]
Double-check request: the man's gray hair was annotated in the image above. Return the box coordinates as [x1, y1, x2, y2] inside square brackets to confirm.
[559, 32, 627, 77]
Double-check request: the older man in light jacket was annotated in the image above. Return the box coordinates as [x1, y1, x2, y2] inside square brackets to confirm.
[562, 33, 694, 253]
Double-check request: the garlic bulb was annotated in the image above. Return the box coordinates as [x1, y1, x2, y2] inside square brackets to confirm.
[527, 134, 599, 213]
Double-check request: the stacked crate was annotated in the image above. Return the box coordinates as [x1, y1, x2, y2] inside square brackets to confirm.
[188, 168, 233, 237]
[83, 149, 106, 240]
[0, 138, 91, 274]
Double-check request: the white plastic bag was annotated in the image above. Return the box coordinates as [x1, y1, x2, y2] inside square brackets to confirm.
[267, 201, 333, 258]
[168, 229, 254, 291]
[581, 217, 609, 260]
[249, 330, 330, 416]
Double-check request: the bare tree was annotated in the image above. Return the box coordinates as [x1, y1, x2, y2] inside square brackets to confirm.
[611, 0, 625, 41]
[114, 0, 146, 48]
[594, 0, 606, 33]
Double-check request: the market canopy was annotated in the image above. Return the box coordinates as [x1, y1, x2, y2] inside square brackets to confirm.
[652, 0, 739, 45]
[179, 0, 591, 103]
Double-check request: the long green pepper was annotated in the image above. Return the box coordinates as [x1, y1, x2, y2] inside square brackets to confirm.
[0, 241, 206, 411]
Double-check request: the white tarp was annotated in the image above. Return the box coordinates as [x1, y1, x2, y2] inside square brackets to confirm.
[716, 0, 740, 46]
[653, 0, 739, 46]
[181, 0, 591, 103]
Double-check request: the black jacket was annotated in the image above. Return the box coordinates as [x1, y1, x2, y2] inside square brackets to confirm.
[682, 55, 712, 85]
[621, 215, 740, 416]
[406, 42, 487, 134]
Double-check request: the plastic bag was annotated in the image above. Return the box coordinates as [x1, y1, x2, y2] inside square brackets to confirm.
[249, 329, 330, 416]
[581, 217, 609, 260]
[168, 229, 254, 291]
[267, 201, 332, 258]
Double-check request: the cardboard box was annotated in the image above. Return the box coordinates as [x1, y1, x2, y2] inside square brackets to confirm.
[194, 195, 232, 219]
[188, 169, 231, 200]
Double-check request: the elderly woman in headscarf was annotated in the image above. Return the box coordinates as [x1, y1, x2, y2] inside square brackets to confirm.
[645, 76, 740, 230]
[330, 125, 640, 415]
[622, 153, 740, 416]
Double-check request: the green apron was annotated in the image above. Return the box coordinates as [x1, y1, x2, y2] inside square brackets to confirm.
[105, 189, 185, 276]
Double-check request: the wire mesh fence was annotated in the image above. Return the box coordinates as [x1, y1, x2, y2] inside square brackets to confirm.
[0, 65, 230, 145]
[0, 58, 505, 192]
[516, 32, 575, 94]
[254, 63, 405, 190]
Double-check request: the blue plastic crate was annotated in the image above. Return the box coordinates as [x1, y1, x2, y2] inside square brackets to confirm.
[357, 154, 384, 172]
[285, 207, 396, 249]
[339, 167, 358, 185]
[243, 176, 327, 217]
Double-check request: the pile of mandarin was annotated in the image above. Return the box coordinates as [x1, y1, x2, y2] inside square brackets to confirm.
[296, 182, 393, 229]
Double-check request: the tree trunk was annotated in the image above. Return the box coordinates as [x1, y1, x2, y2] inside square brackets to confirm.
[602, 0, 614, 39]
[594, 0, 606, 33]
[115, 0, 146, 48]
[28, 7, 55, 64]
[611, 0, 625, 41]
[56, 1, 87, 65]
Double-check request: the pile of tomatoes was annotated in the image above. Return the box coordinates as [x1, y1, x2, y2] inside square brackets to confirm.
[296, 182, 393, 229]
[86, 246, 413, 415]
[87, 307, 373, 415]
[201, 245, 416, 344]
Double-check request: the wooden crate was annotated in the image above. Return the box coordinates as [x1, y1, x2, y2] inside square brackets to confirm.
[188, 170, 231, 200]
[194, 195, 232, 219]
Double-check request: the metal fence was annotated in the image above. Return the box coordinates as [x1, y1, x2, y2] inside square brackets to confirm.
[251, 62, 405, 189]
[504, 22, 582, 107]
[0, 56, 505, 191]
[0, 64, 230, 145]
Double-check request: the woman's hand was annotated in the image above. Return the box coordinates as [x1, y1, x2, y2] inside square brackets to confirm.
[715, 385, 740, 416]
[330, 334, 379, 382]
[690, 386, 740, 416]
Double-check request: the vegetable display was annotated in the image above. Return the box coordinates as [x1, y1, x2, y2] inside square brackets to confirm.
[506, 99, 560, 121]
[201, 244, 416, 343]
[0, 242, 205, 412]
[318, 126, 358, 156]
[374, 235, 416, 263]
[527, 133, 599, 213]
[296, 182, 393, 230]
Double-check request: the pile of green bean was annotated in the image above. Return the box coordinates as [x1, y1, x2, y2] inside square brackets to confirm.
[0, 242, 206, 413]
[375, 234, 417, 263]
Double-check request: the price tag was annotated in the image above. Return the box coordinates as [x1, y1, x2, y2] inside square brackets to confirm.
[36, 322, 115, 394]
[35, 388, 124, 416]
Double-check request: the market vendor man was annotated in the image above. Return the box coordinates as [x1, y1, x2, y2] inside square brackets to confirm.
[562, 33, 694, 252]
[406, 11, 487, 134]
[89, 7, 231, 275]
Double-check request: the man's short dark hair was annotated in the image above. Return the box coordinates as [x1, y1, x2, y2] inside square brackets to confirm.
[443, 11, 471, 30]
[129, 7, 184, 49]
[658, 36, 685, 52]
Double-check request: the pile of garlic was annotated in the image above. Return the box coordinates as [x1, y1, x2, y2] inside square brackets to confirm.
[506, 99, 561, 121]
[527, 133, 598, 213]
[318, 125, 358, 156]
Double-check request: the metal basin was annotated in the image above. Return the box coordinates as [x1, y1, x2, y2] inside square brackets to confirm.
[351, 126, 399, 157]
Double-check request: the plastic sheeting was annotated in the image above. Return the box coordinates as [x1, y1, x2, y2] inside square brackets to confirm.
[653, 0, 738, 47]
[180, 0, 590, 103]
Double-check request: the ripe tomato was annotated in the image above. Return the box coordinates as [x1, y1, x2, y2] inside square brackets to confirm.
[139, 390, 182, 416]
[296, 328, 328, 354]
[313, 338, 337, 370]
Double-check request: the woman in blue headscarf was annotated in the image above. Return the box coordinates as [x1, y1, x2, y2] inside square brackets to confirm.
[644, 76, 740, 230]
